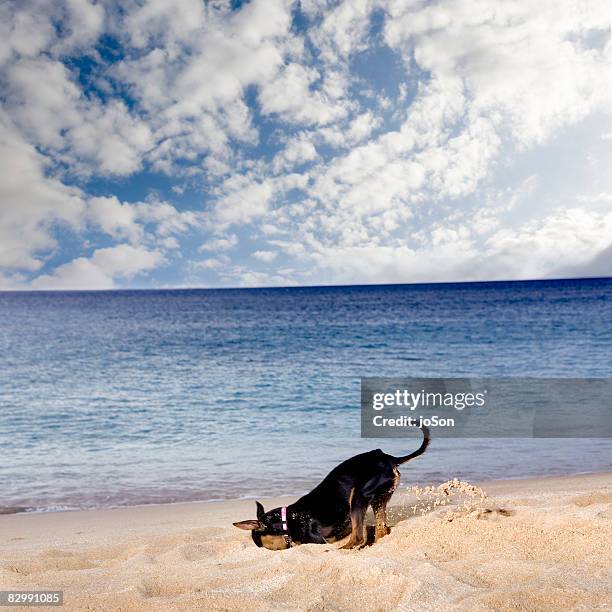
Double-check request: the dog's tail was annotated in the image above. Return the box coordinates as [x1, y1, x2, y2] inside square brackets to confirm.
[391, 425, 430, 465]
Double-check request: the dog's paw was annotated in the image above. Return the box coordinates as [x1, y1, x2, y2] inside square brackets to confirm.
[339, 539, 365, 550]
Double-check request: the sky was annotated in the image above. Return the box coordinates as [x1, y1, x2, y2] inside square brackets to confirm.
[0, 0, 611, 290]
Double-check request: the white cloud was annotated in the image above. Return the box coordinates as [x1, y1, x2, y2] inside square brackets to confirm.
[213, 173, 308, 226]
[6, 57, 153, 176]
[385, 0, 612, 146]
[0, 105, 194, 281]
[55, 0, 105, 55]
[88, 196, 141, 244]
[272, 136, 318, 172]
[318, 111, 381, 148]
[577, 192, 612, 204]
[2, 0, 294, 181]
[0, 271, 27, 290]
[0, 0, 104, 67]
[121, 0, 206, 49]
[114, 0, 293, 172]
[0, 111, 85, 271]
[133, 200, 200, 238]
[0, 4, 54, 67]
[297, 206, 612, 285]
[199, 234, 238, 252]
[88, 196, 200, 249]
[252, 250, 277, 263]
[217, 265, 295, 288]
[215, 177, 275, 225]
[30, 244, 165, 290]
[258, 62, 350, 126]
[485, 207, 612, 280]
[190, 257, 227, 271]
[306, 0, 379, 63]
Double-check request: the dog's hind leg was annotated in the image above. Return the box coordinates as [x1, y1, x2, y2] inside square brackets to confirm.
[371, 491, 392, 542]
[340, 489, 368, 549]
[372, 468, 400, 542]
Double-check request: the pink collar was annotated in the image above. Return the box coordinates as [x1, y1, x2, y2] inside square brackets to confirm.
[281, 506, 292, 547]
[281, 506, 288, 531]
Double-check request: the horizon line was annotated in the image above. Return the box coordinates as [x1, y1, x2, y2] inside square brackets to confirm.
[1, 275, 610, 294]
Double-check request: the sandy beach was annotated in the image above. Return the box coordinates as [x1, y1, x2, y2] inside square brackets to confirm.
[1, 472, 610, 611]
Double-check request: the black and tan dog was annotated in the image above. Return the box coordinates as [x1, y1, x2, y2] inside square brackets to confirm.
[234, 426, 430, 550]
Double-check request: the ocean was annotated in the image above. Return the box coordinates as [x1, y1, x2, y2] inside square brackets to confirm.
[1, 278, 611, 513]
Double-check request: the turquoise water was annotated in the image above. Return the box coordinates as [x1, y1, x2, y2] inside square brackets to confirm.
[1, 278, 611, 512]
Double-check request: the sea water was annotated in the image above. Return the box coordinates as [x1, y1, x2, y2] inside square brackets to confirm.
[1, 278, 610, 512]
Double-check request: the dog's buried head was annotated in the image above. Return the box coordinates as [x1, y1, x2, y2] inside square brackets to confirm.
[233, 501, 291, 550]
[234, 426, 430, 550]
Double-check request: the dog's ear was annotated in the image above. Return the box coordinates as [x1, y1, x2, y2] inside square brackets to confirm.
[233, 520, 262, 530]
[256, 501, 265, 520]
